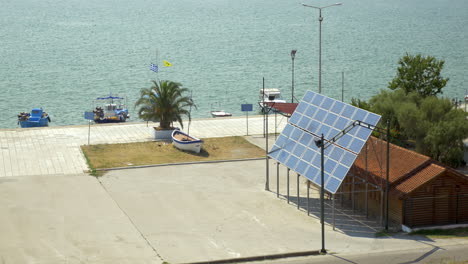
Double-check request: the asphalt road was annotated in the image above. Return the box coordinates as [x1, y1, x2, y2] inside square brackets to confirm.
[259, 243, 468, 264]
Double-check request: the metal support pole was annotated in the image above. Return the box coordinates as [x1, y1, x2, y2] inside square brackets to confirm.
[352, 173, 355, 212]
[332, 194, 335, 230]
[380, 189, 384, 226]
[456, 193, 459, 224]
[88, 120, 91, 145]
[297, 174, 300, 209]
[276, 162, 279, 198]
[287, 168, 290, 204]
[263, 77, 266, 137]
[291, 50, 296, 103]
[320, 133, 326, 254]
[246, 111, 249, 136]
[275, 111, 277, 140]
[307, 181, 310, 216]
[365, 142, 369, 218]
[341, 71, 344, 102]
[318, 9, 322, 94]
[265, 102, 269, 191]
[385, 119, 390, 230]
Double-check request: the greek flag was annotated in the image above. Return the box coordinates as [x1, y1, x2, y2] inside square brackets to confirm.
[150, 63, 158, 73]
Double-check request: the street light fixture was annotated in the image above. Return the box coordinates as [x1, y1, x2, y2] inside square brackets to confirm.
[302, 2, 342, 94]
[291, 50, 297, 103]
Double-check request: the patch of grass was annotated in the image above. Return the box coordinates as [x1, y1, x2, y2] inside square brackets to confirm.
[81, 148, 105, 177]
[81, 136, 265, 170]
[409, 227, 468, 239]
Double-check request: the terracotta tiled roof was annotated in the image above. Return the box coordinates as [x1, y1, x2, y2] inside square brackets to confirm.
[353, 137, 430, 185]
[266, 102, 298, 115]
[348, 137, 465, 197]
[393, 163, 445, 194]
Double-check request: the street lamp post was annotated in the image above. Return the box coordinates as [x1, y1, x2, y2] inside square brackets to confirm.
[291, 50, 297, 103]
[303, 3, 342, 94]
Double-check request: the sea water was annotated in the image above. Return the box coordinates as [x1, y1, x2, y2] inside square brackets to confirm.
[1, 0, 467, 128]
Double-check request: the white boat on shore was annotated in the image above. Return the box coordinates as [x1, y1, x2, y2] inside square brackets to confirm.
[171, 130, 203, 153]
[258, 88, 286, 111]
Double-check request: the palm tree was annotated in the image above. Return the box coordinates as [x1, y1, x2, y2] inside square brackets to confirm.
[135, 80, 194, 130]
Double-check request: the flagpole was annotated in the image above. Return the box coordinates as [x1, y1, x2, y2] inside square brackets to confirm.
[188, 91, 193, 135]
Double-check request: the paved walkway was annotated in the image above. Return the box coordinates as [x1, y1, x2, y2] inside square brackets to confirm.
[0, 115, 288, 177]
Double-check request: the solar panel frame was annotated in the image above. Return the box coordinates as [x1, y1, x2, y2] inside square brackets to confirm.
[268, 91, 381, 194]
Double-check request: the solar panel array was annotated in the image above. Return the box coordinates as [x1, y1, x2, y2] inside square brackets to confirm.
[268, 91, 381, 194]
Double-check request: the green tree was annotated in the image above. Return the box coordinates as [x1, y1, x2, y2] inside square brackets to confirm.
[424, 109, 468, 167]
[350, 98, 371, 111]
[350, 54, 466, 167]
[388, 53, 449, 97]
[135, 80, 194, 129]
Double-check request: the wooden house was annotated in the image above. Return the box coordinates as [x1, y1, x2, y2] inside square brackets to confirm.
[337, 137, 468, 230]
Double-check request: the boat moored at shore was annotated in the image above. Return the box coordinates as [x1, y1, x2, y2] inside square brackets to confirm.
[258, 88, 286, 111]
[17, 108, 51, 128]
[93, 95, 130, 123]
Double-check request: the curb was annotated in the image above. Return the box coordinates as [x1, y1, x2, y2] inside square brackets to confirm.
[95, 157, 266, 171]
[181, 250, 322, 264]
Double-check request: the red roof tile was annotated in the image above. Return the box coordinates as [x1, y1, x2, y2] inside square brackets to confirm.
[353, 137, 430, 185]
[394, 163, 445, 194]
[266, 102, 298, 115]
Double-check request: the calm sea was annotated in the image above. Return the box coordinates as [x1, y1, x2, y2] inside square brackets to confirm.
[1, 0, 467, 128]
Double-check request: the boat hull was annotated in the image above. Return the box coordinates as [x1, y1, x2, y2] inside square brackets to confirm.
[94, 116, 127, 123]
[171, 130, 203, 153]
[19, 118, 49, 128]
[210, 111, 232, 117]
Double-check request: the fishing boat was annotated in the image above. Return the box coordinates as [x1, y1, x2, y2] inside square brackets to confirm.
[171, 130, 203, 153]
[17, 108, 51, 128]
[93, 94, 130, 123]
[258, 88, 286, 111]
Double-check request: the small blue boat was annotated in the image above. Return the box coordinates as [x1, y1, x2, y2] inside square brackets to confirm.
[17, 108, 51, 128]
[93, 94, 130, 123]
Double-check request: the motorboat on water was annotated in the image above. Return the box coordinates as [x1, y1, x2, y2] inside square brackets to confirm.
[210, 110, 232, 118]
[258, 88, 286, 111]
[93, 94, 130, 123]
[171, 130, 203, 153]
[210, 102, 232, 117]
[17, 108, 51, 128]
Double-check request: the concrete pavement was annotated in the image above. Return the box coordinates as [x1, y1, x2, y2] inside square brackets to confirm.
[0, 115, 287, 177]
[3, 160, 466, 264]
[0, 174, 160, 264]
[1, 116, 467, 263]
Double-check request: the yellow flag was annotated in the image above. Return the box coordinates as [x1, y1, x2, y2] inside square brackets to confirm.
[163, 60, 172, 67]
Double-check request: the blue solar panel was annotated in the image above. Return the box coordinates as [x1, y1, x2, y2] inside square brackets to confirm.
[305, 105, 317, 117]
[296, 103, 308, 114]
[285, 155, 299, 170]
[349, 138, 366, 154]
[269, 91, 381, 194]
[298, 116, 310, 128]
[331, 101, 345, 115]
[356, 127, 372, 141]
[324, 113, 338, 126]
[312, 94, 324, 106]
[293, 144, 306, 157]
